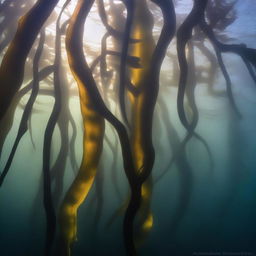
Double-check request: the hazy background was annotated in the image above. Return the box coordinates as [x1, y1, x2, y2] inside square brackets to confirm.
[0, 0, 256, 255]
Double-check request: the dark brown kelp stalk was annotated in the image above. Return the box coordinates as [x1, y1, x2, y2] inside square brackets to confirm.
[0, 0, 59, 121]
[156, 96, 193, 237]
[0, 30, 45, 186]
[175, 0, 215, 171]
[119, 0, 134, 126]
[176, 0, 208, 132]
[0, 65, 54, 160]
[42, 1, 70, 254]
[199, 18, 256, 116]
[199, 17, 256, 79]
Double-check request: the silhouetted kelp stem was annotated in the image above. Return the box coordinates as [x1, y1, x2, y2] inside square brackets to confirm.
[51, 67, 72, 206]
[206, 0, 237, 29]
[90, 50, 141, 73]
[0, 64, 53, 160]
[194, 42, 220, 96]
[242, 57, 256, 85]
[0, 0, 59, 121]
[50, 18, 73, 207]
[214, 46, 242, 118]
[195, 15, 242, 118]
[119, 0, 134, 126]
[96, 0, 121, 39]
[96, 0, 138, 43]
[176, 0, 207, 132]
[89, 29, 140, 90]
[56, 1, 107, 254]
[125, 0, 175, 253]
[0, 30, 45, 186]
[175, 0, 215, 172]
[56, 1, 148, 255]
[18, 65, 55, 96]
[187, 41, 214, 171]
[42, 2, 70, 254]
[199, 19, 256, 81]
[186, 41, 198, 129]
[98, 32, 111, 93]
[156, 96, 193, 237]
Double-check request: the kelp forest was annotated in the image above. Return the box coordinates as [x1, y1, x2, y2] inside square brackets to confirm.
[0, 0, 256, 255]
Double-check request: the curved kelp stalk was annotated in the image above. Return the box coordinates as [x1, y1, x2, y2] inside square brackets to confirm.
[215, 46, 242, 118]
[126, 0, 176, 253]
[47, 19, 76, 187]
[56, 1, 106, 254]
[98, 32, 112, 96]
[119, 0, 134, 126]
[51, 18, 73, 207]
[157, 96, 193, 238]
[127, 0, 155, 250]
[42, 1, 70, 254]
[176, 0, 207, 132]
[194, 41, 220, 96]
[186, 41, 214, 171]
[96, 0, 138, 44]
[0, 0, 59, 121]
[0, 30, 45, 186]
[199, 15, 256, 117]
[199, 18, 256, 87]
[242, 56, 256, 85]
[51, 65, 72, 206]
[52, 1, 136, 255]
[185, 41, 198, 132]
[197, 20, 242, 118]
[90, 48, 141, 75]
[175, 0, 214, 170]
[0, 65, 54, 160]
[135, 178, 154, 248]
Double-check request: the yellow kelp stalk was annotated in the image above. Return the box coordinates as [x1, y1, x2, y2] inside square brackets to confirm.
[128, 0, 155, 247]
[124, 0, 176, 253]
[57, 1, 105, 255]
[135, 177, 153, 247]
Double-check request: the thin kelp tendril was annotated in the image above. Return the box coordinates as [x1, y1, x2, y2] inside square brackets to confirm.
[0, 30, 45, 186]
[199, 19, 256, 85]
[42, 1, 70, 254]
[119, 0, 134, 127]
[176, 0, 208, 132]
[175, 0, 214, 174]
